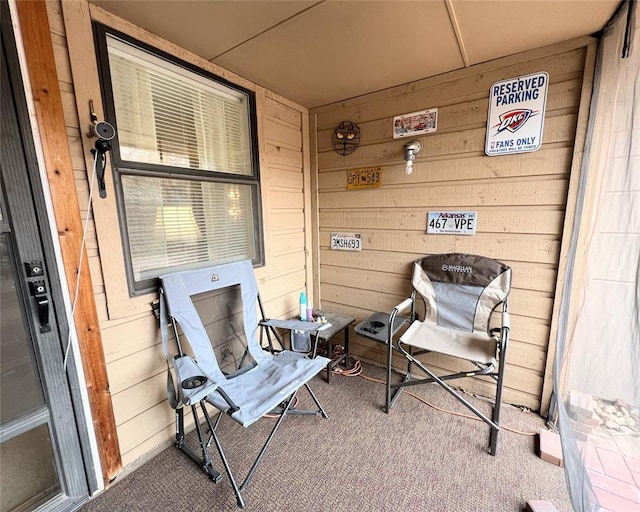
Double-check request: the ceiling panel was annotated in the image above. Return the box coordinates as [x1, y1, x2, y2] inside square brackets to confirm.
[451, 0, 619, 66]
[213, 0, 464, 107]
[88, 0, 619, 108]
[91, 0, 318, 59]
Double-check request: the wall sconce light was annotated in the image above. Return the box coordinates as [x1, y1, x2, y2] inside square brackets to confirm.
[403, 140, 422, 175]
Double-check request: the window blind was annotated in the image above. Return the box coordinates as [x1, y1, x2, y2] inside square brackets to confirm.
[97, 30, 262, 291]
[106, 35, 251, 175]
[122, 175, 256, 281]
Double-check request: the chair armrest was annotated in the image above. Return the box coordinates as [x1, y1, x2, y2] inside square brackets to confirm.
[392, 297, 413, 315]
[502, 310, 510, 330]
[173, 355, 218, 406]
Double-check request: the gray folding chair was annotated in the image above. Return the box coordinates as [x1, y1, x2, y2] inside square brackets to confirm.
[385, 253, 511, 455]
[159, 260, 329, 508]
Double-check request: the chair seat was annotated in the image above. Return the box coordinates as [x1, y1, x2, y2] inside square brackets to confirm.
[400, 321, 497, 365]
[206, 351, 330, 427]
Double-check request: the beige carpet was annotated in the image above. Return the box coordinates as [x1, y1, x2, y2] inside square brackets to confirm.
[82, 362, 572, 511]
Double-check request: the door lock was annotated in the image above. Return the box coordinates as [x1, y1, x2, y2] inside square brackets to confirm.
[25, 261, 44, 277]
[29, 280, 51, 333]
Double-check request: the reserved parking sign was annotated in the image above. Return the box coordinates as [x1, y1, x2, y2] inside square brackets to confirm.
[486, 71, 548, 156]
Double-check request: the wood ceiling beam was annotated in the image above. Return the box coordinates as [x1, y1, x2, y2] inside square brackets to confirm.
[445, 0, 470, 67]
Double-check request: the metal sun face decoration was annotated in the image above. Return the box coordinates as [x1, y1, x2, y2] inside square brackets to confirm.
[332, 121, 361, 156]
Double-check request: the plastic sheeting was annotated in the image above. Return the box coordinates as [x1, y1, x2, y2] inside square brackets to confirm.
[554, 1, 640, 510]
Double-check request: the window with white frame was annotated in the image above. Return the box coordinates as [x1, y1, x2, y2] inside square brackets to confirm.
[94, 25, 263, 294]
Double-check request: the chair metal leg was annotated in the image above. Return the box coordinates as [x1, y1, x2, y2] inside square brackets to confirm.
[174, 406, 222, 483]
[385, 327, 394, 413]
[489, 341, 508, 456]
[304, 382, 329, 419]
[385, 344, 409, 413]
[200, 405, 245, 508]
[405, 356, 499, 430]
[199, 391, 304, 508]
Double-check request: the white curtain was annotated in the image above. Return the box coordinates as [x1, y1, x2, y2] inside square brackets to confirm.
[554, 2, 640, 510]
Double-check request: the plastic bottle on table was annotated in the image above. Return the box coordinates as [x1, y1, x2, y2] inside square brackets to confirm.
[299, 292, 307, 321]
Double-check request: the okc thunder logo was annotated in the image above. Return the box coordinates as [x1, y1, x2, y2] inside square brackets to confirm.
[494, 109, 536, 134]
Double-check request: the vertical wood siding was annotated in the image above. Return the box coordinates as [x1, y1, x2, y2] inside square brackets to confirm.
[47, 0, 310, 469]
[311, 40, 595, 411]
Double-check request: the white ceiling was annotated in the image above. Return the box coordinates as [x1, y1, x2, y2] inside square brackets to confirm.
[90, 0, 620, 108]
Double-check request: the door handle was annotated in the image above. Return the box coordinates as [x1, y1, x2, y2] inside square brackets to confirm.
[29, 280, 51, 333]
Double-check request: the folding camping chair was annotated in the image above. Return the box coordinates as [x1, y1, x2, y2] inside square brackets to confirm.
[384, 253, 511, 455]
[159, 260, 330, 508]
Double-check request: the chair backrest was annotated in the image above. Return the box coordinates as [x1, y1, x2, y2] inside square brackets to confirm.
[160, 260, 266, 382]
[412, 253, 511, 333]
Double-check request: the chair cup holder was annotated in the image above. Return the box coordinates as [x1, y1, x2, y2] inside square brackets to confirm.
[355, 312, 405, 343]
[181, 375, 208, 389]
[359, 320, 385, 335]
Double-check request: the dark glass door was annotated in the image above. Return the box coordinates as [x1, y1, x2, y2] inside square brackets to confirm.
[0, 6, 90, 510]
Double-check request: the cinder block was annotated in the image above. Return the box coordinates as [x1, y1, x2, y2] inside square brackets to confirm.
[570, 418, 594, 435]
[539, 429, 564, 467]
[568, 389, 596, 417]
[570, 410, 601, 427]
[525, 500, 559, 512]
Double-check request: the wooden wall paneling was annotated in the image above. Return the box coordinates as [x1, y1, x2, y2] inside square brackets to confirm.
[313, 41, 590, 129]
[509, 317, 551, 348]
[117, 401, 174, 456]
[312, 39, 592, 410]
[270, 190, 304, 210]
[45, 0, 66, 37]
[88, 254, 104, 288]
[50, 34, 73, 84]
[18, 0, 121, 481]
[320, 209, 565, 235]
[255, 88, 275, 275]
[260, 251, 307, 281]
[271, 211, 305, 231]
[265, 117, 302, 148]
[267, 143, 303, 169]
[101, 314, 160, 363]
[56, 0, 312, 472]
[308, 112, 321, 308]
[318, 114, 577, 170]
[119, 407, 201, 469]
[508, 341, 547, 372]
[271, 231, 306, 256]
[260, 269, 307, 302]
[61, 0, 152, 320]
[120, 424, 175, 469]
[59, 85, 80, 129]
[318, 147, 574, 188]
[263, 95, 303, 127]
[315, 78, 582, 152]
[347, 336, 541, 410]
[111, 373, 166, 426]
[318, 179, 569, 210]
[106, 343, 166, 395]
[319, 230, 560, 265]
[320, 266, 553, 319]
[321, 250, 557, 292]
[270, 165, 304, 189]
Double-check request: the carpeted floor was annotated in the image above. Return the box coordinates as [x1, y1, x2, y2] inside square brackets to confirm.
[82, 362, 572, 511]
